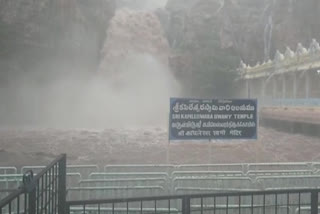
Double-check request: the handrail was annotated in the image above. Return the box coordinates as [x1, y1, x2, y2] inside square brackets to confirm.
[34, 154, 65, 180]
[0, 154, 67, 214]
[0, 188, 24, 208]
[67, 188, 319, 205]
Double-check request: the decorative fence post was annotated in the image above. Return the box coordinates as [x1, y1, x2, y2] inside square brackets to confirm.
[182, 196, 191, 214]
[23, 170, 36, 214]
[58, 154, 67, 214]
[311, 190, 319, 214]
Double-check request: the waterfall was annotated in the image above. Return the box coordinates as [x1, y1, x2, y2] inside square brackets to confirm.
[264, 15, 273, 61]
[216, 0, 225, 14]
[263, 0, 275, 61]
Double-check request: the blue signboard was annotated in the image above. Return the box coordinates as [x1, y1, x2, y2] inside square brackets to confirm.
[169, 98, 258, 140]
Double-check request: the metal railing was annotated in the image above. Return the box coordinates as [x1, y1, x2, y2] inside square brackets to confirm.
[2, 157, 320, 214]
[2, 162, 319, 180]
[66, 188, 320, 214]
[0, 154, 67, 214]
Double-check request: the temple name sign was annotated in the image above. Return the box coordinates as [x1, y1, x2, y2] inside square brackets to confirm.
[169, 98, 258, 140]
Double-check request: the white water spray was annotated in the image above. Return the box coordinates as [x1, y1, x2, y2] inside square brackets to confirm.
[263, 0, 275, 61]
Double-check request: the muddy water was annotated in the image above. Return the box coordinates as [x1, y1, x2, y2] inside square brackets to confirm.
[1, 127, 320, 167]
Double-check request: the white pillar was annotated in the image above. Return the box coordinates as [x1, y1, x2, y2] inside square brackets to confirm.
[282, 75, 286, 99]
[261, 79, 266, 98]
[246, 79, 251, 98]
[273, 78, 277, 98]
[305, 71, 310, 98]
[293, 72, 297, 98]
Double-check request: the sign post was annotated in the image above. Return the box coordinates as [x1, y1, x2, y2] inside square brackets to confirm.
[169, 98, 258, 141]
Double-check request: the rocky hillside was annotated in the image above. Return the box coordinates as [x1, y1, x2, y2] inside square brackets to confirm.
[165, 0, 320, 96]
[1, 0, 319, 99]
[0, 0, 115, 80]
[99, 9, 171, 73]
[166, 0, 320, 63]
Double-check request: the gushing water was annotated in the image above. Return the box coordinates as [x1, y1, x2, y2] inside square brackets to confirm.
[0, 2, 180, 129]
[264, 10, 273, 61]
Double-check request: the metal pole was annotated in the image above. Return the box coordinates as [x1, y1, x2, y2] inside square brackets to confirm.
[166, 141, 170, 164]
[311, 190, 318, 214]
[29, 189, 36, 214]
[209, 140, 212, 164]
[22, 170, 36, 214]
[167, 113, 170, 164]
[66, 204, 70, 214]
[182, 197, 191, 214]
[58, 154, 67, 214]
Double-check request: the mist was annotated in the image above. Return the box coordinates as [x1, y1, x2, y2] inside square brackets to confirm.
[0, 53, 180, 129]
[117, 0, 168, 10]
[0, 0, 182, 129]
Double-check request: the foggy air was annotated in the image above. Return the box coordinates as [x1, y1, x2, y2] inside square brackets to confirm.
[1, 0, 320, 209]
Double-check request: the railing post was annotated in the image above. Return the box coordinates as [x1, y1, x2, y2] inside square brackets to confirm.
[66, 203, 70, 214]
[23, 170, 36, 214]
[28, 189, 36, 214]
[182, 196, 191, 214]
[58, 154, 67, 214]
[311, 190, 318, 214]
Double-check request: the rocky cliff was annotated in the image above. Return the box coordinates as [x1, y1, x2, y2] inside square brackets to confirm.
[166, 0, 320, 63]
[165, 0, 320, 96]
[1, 0, 319, 97]
[0, 0, 115, 81]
